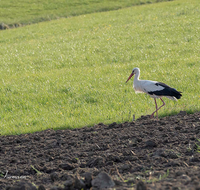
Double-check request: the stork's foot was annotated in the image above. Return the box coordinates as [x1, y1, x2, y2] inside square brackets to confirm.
[150, 113, 154, 119]
[150, 113, 159, 121]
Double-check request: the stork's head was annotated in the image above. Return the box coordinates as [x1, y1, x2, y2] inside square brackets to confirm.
[126, 67, 140, 83]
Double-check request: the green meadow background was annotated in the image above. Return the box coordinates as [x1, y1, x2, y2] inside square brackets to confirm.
[0, 0, 199, 135]
[1, 0, 171, 27]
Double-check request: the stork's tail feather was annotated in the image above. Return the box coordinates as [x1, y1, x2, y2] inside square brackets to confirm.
[171, 88, 182, 99]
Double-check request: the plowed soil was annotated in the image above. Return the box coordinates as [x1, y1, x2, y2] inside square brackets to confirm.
[1, 111, 200, 190]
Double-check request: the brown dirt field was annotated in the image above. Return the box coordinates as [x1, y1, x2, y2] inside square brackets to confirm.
[0, 111, 200, 190]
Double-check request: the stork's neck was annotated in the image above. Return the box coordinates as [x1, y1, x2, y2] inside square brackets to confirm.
[134, 72, 140, 83]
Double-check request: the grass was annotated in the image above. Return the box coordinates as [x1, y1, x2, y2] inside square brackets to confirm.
[126, 169, 170, 187]
[0, 0, 200, 135]
[0, 0, 171, 27]
[30, 165, 42, 175]
[146, 169, 170, 183]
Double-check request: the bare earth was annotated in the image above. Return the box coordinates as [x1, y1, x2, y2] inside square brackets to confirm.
[1, 111, 200, 190]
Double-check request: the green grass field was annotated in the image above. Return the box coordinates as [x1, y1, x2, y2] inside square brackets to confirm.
[0, 0, 200, 135]
[0, 0, 171, 27]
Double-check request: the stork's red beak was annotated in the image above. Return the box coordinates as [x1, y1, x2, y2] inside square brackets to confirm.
[126, 73, 134, 83]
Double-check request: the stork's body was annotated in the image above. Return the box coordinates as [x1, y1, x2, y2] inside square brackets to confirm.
[126, 68, 182, 119]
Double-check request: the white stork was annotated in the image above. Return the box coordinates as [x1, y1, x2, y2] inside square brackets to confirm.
[126, 67, 182, 119]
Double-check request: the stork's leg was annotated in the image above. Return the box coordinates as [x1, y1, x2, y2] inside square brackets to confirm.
[155, 98, 158, 119]
[150, 98, 157, 119]
[150, 98, 166, 120]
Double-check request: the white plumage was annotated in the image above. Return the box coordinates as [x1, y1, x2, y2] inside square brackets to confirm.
[126, 67, 182, 119]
